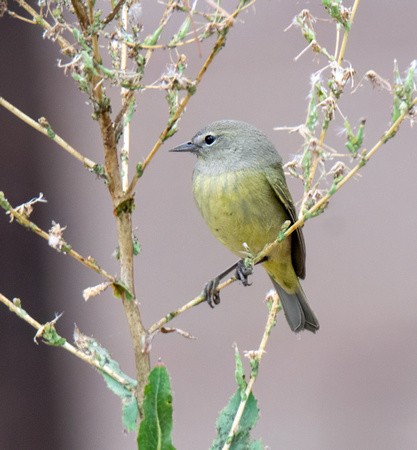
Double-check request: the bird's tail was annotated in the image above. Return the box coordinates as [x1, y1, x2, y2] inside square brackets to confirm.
[270, 278, 319, 333]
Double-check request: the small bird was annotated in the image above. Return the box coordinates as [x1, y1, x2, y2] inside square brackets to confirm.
[171, 120, 319, 333]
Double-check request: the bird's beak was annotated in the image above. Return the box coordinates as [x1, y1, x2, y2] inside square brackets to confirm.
[169, 141, 199, 153]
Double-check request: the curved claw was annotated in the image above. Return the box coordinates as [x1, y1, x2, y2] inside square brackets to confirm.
[203, 277, 221, 307]
[203, 259, 254, 308]
[235, 259, 253, 287]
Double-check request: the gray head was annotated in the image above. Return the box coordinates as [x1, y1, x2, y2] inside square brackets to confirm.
[170, 120, 282, 174]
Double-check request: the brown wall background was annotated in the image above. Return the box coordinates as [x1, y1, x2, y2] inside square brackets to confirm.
[1, 1, 417, 449]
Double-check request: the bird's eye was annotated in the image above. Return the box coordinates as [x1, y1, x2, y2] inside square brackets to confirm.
[204, 135, 216, 145]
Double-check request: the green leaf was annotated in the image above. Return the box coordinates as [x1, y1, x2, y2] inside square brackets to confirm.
[302, 146, 312, 184]
[38, 117, 56, 139]
[386, 59, 417, 142]
[143, 24, 164, 46]
[277, 220, 291, 242]
[234, 345, 246, 394]
[92, 164, 107, 179]
[328, 174, 343, 196]
[123, 396, 140, 432]
[124, 98, 136, 126]
[404, 60, 416, 103]
[0, 191, 11, 211]
[73, 28, 90, 51]
[81, 50, 99, 76]
[98, 63, 116, 79]
[136, 163, 144, 179]
[344, 118, 366, 157]
[138, 364, 175, 450]
[101, 371, 139, 432]
[71, 72, 90, 93]
[73, 327, 139, 431]
[43, 322, 66, 346]
[115, 197, 135, 216]
[112, 280, 133, 300]
[169, 16, 191, 46]
[322, 0, 351, 31]
[211, 391, 260, 450]
[132, 234, 142, 256]
[306, 83, 318, 132]
[211, 347, 261, 449]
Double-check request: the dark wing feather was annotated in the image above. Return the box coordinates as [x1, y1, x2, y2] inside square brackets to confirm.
[265, 162, 306, 279]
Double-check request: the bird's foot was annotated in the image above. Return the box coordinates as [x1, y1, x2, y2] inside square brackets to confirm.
[203, 277, 221, 308]
[203, 259, 254, 308]
[235, 259, 253, 286]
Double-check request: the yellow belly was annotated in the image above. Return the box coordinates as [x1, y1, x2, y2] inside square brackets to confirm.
[193, 169, 299, 292]
[193, 170, 287, 255]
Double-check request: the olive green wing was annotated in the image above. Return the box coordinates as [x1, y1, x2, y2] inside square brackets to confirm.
[265, 162, 306, 279]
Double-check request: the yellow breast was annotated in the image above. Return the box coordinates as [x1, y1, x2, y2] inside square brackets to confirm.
[192, 170, 290, 257]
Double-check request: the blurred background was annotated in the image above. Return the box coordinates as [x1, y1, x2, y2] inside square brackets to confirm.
[1, 1, 417, 448]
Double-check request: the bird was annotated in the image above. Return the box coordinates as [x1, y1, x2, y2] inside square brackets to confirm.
[170, 120, 319, 333]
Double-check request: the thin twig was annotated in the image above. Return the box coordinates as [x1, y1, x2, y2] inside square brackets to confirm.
[147, 278, 235, 334]
[265, 95, 417, 263]
[222, 294, 280, 450]
[183, 0, 202, 58]
[103, 0, 126, 25]
[123, 36, 205, 50]
[114, 91, 134, 132]
[12, 0, 74, 54]
[0, 193, 115, 282]
[0, 97, 97, 170]
[142, 0, 176, 72]
[336, 0, 360, 67]
[124, 9, 242, 199]
[0, 293, 136, 394]
[70, 0, 89, 32]
[300, 0, 360, 213]
[121, 3, 130, 192]
[8, 10, 36, 23]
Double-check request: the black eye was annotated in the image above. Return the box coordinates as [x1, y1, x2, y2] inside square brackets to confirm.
[204, 135, 216, 145]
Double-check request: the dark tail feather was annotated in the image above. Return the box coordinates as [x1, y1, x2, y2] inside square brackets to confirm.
[270, 278, 319, 333]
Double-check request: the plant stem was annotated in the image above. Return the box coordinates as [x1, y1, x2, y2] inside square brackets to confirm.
[276, 95, 417, 262]
[13, 0, 74, 54]
[300, 0, 361, 212]
[0, 193, 115, 281]
[148, 278, 235, 335]
[0, 292, 136, 393]
[0, 97, 97, 169]
[124, 14, 238, 199]
[66, 0, 151, 406]
[222, 294, 280, 450]
[336, 0, 360, 67]
[121, 3, 130, 192]
[116, 213, 150, 411]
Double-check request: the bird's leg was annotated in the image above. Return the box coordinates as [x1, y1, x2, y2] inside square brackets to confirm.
[204, 259, 255, 307]
[204, 261, 237, 307]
